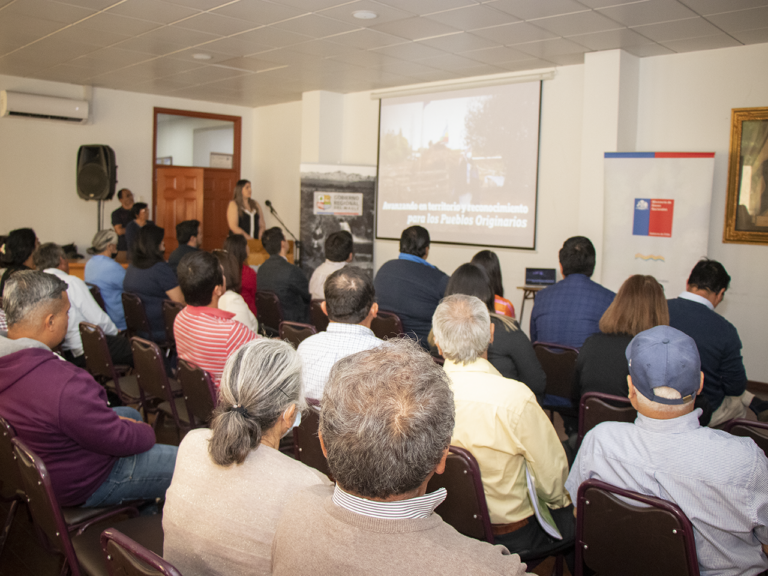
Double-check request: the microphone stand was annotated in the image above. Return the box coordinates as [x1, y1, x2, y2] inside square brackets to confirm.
[267, 203, 301, 264]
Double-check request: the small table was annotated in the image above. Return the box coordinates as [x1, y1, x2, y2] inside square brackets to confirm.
[516, 285, 545, 324]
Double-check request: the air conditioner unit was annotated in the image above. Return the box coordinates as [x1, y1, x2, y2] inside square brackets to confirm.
[0, 90, 89, 123]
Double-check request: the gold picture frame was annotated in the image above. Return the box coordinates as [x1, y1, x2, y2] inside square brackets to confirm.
[724, 107, 768, 245]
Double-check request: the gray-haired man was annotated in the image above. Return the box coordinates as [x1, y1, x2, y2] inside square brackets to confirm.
[272, 338, 530, 576]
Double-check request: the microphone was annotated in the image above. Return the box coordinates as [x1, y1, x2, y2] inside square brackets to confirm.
[265, 199, 276, 213]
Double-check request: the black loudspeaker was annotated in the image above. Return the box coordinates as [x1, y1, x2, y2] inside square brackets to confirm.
[77, 145, 116, 200]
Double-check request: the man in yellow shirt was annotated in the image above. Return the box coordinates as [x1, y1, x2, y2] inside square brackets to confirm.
[433, 294, 574, 564]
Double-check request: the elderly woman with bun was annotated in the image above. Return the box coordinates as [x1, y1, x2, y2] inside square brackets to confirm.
[84, 229, 127, 331]
[163, 339, 329, 576]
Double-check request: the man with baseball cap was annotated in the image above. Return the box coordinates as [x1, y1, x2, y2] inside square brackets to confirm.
[566, 325, 768, 576]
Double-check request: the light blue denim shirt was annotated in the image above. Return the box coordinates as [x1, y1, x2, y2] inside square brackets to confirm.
[85, 255, 127, 331]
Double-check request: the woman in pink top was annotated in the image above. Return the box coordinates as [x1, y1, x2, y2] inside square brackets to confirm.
[471, 250, 515, 319]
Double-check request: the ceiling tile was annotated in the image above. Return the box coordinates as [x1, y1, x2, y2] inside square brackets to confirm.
[128, 57, 204, 75]
[370, 17, 461, 41]
[319, 1, 416, 27]
[0, 13, 67, 44]
[622, 42, 675, 56]
[49, 0, 123, 9]
[326, 28, 406, 49]
[418, 32, 500, 52]
[487, 0, 589, 20]
[34, 64, 100, 81]
[567, 27, 653, 50]
[408, 69, 460, 82]
[165, 64, 249, 83]
[65, 55, 127, 74]
[493, 57, 555, 71]
[378, 59, 440, 76]
[425, 5, 519, 31]
[186, 36, 271, 57]
[107, 0, 201, 24]
[53, 25, 132, 47]
[13, 38, 97, 63]
[6, 0, 96, 24]
[173, 13, 260, 36]
[209, 0, 306, 25]
[242, 47, 324, 65]
[472, 21, 559, 44]
[418, 52, 489, 71]
[78, 13, 164, 35]
[138, 23, 220, 45]
[161, 0, 234, 8]
[166, 48, 247, 63]
[112, 36, 186, 56]
[372, 41, 446, 60]
[328, 49, 406, 67]
[375, 0, 475, 16]
[661, 33, 743, 52]
[234, 26, 313, 48]
[216, 55, 285, 71]
[270, 14, 360, 38]
[269, 0, 351, 11]
[74, 46, 154, 66]
[462, 45, 532, 63]
[576, 0, 645, 7]
[289, 39, 351, 56]
[631, 17, 722, 42]
[597, 0, 698, 27]
[706, 6, 768, 33]
[515, 37, 591, 57]
[131, 77, 199, 93]
[731, 26, 768, 43]
[533, 10, 623, 36]
[545, 51, 586, 65]
[677, 0, 768, 16]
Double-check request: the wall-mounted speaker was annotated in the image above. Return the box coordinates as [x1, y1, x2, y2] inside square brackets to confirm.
[77, 145, 116, 200]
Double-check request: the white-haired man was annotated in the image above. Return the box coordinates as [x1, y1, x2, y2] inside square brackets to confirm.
[566, 325, 768, 576]
[433, 295, 574, 564]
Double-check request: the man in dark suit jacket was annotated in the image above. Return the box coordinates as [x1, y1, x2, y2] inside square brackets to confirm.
[258, 227, 311, 324]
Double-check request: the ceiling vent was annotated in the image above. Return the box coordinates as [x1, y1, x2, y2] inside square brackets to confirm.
[0, 90, 89, 123]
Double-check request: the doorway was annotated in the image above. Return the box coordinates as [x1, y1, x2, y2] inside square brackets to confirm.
[152, 108, 242, 257]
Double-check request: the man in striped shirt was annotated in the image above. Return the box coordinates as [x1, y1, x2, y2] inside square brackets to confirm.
[174, 251, 258, 387]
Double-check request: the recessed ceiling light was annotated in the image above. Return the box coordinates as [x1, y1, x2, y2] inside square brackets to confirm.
[192, 53, 213, 60]
[352, 10, 378, 19]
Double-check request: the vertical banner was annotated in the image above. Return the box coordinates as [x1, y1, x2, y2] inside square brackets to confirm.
[300, 164, 376, 279]
[603, 153, 715, 297]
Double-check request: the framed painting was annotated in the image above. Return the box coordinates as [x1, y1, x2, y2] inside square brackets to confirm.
[724, 107, 768, 245]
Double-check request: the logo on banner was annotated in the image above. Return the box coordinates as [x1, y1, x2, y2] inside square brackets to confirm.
[633, 198, 674, 237]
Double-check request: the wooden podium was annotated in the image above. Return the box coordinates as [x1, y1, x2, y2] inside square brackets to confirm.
[247, 239, 294, 266]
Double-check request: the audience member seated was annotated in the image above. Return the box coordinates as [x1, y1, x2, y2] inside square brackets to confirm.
[667, 259, 765, 426]
[85, 229, 127, 331]
[123, 224, 184, 342]
[223, 234, 257, 317]
[125, 201, 152, 258]
[566, 325, 768, 576]
[434, 295, 574, 563]
[111, 188, 133, 261]
[0, 227, 38, 295]
[35, 242, 131, 367]
[472, 250, 515, 318]
[258, 227, 311, 323]
[214, 249, 259, 333]
[373, 226, 449, 348]
[297, 266, 381, 400]
[272, 338, 529, 576]
[0, 271, 177, 507]
[530, 236, 615, 348]
[309, 230, 353, 300]
[168, 219, 201, 275]
[441, 264, 545, 397]
[164, 339, 328, 576]
[174, 251, 258, 387]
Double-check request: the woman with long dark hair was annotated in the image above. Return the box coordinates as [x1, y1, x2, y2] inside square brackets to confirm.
[0, 228, 38, 295]
[125, 202, 152, 258]
[471, 250, 515, 318]
[214, 249, 258, 333]
[226, 180, 265, 240]
[123, 224, 183, 341]
[442, 263, 546, 397]
[223, 234, 257, 317]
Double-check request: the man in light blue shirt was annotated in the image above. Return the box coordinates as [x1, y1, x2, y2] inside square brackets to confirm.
[567, 326, 768, 576]
[298, 266, 381, 400]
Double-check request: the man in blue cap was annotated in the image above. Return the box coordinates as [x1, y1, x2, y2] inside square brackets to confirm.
[566, 325, 768, 576]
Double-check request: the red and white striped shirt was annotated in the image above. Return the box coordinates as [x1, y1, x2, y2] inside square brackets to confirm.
[174, 306, 259, 388]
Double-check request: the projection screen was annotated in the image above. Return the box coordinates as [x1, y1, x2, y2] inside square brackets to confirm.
[376, 81, 541, 250]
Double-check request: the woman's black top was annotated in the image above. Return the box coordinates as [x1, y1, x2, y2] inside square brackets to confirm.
[573, 332, 634, 400]
[238, 207, 259, 238]
[487, 316, 547, 397]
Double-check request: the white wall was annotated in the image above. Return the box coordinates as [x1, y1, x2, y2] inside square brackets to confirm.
[192, 126, 234, 167]
[0, 74, 255, 252]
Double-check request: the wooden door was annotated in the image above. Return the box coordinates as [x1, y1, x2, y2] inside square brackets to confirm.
[156, 167, 204, 259]
[204, 169, 238, 251]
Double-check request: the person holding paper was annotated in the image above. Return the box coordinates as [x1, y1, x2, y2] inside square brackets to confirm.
[433, 295, 574, 564]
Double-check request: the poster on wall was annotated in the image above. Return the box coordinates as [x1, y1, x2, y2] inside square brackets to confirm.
[300, 164, 376, 279]
[603, 153, 715, 297]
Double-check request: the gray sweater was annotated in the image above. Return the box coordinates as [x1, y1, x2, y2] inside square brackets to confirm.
[272, 484, 531, 576]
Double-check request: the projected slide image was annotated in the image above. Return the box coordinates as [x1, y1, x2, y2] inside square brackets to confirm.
[376, 81, 541, 249]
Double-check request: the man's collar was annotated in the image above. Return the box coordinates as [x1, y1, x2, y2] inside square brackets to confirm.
[443, 356, 500, 375]
[332, 484, 446, 520]
[184, 305, 235, 320]
[326, 322, 375, 336]
[635, 407, 702, 433]
[44, 267, 69, 279]
[398, 253, 436, 269]
[677, 291, 715, 311]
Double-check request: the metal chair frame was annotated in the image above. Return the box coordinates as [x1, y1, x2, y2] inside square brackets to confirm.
[161, 300, 185, 348]
[79, 322, 141, 409]
[176, 358, 217, 429]
[101, 528, 183, 576]
[577, 392, 636, 450]
[309, 299, 329, 333]
[255, 290, 284, 338]
[723, 418, 768, 458]
[86, 283, 108, 313]
[370, 310, 404, 340]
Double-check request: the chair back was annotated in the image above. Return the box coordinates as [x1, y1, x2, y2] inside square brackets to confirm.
[533, 342, 579, 398]
[370, 310, 404, 340]
[161, 300, 185, 346]
[578, 392, 637, 449]
[724, 419, 768, 458]
[279, 321, 317, 348]
[79, 322, 119, 383]
[177, 359, 217, 428]
[86, 282, 107, 313]
[0, 416, 23, 501]
[426, 446, 494, 543]
[575, 479, 700, 576]
[122, 293, 152, 338]
[255, 291, 283, 337]
[293, 405, 332, 479]
[11, 437, 80, 573]
[309, 300, 329, 332]
[101, 528, 183, 576]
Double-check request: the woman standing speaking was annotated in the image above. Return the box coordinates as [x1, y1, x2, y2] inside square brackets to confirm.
[227, 180, 265, 240]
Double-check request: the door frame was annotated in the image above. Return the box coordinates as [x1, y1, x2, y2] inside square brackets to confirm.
[152, 107, 242, 219]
